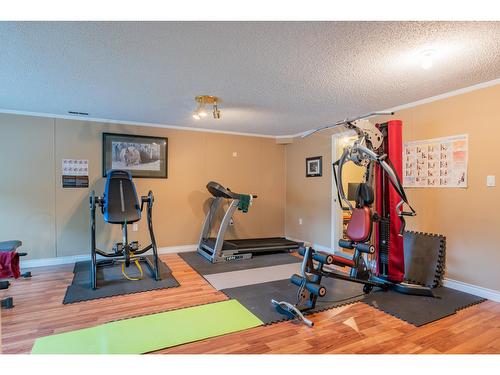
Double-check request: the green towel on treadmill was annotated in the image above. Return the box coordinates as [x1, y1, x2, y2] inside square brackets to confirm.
[237, 194, 251, 213]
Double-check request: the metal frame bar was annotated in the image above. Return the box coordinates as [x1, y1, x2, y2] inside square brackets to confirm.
[301, 111, 394, 138]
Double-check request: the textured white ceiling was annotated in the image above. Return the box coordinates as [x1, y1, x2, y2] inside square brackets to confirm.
[0, 21, 499, 136]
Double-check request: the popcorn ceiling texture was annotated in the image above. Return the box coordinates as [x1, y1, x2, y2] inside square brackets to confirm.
[0, 21, 499, 136]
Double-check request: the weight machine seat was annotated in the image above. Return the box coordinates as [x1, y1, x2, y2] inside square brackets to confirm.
[103, 170, 141, 224]
[346, 207, 372, 243]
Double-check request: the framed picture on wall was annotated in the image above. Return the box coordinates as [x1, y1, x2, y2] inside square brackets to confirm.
[102, 133, 168, 178]
[306, 156, 322, 177]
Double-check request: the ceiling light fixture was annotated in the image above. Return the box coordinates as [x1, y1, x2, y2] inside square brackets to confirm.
[193, 95, 221, 120]
[418, 49, 436, 70]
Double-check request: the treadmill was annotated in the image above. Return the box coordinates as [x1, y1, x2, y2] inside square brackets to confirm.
[198, 181, 301, 263]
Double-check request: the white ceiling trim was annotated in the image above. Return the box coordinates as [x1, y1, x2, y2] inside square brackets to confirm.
[275, 77, 500, 139]
[1, 77, 499, 140]
[0, 108, 276, 139]
[384, 76, 500, 113]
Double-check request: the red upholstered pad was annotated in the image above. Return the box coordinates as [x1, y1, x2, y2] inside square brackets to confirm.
[346, 207, 372, 242]
[331, 254, 355, 267]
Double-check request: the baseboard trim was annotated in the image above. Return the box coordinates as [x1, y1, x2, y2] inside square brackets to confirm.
[158, 244, 198, 254]
[20, 254, 90, 268]
[443, 278, 500, 302]
[285, 236, 334, 254]
[20, 244, 198, 268]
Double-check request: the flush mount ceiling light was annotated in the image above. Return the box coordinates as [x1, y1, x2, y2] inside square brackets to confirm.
[193, 95, 221, 120]
[418, 49, 436, 70]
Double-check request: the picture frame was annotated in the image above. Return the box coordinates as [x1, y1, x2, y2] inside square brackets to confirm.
[306, 156, 322, 177]
[102, 133, 168, 178]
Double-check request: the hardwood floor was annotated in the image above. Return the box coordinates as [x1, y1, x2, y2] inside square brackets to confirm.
[1, 253, 499, 354]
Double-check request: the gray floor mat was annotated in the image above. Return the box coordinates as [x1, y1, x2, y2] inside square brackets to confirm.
[204, 263, 303, 290]
[63, 256, 179, 304]
[222, 276, 486, 326]
[181, 250, 485, 327]
[362, 286, 485, 326]
[179, 251, 300, 276]
[222, 278, 366, 324]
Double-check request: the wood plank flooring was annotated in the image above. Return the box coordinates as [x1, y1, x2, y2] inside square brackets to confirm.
[1, 253, 499, 354]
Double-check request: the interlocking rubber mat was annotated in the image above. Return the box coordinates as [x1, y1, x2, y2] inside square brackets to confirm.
[63, 256, 179, 304]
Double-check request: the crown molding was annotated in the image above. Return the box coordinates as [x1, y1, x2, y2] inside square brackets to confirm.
[0, 108, 276, 139]
[2, 77, 499, 139]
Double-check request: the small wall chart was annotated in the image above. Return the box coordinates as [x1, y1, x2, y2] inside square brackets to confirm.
[62, 159, 89, 188]
[403, 134, 468, 188]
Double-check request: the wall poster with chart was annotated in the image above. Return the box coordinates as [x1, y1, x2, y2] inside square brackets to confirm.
[62, 159, 89, 188]
[403, 134, 468, 188]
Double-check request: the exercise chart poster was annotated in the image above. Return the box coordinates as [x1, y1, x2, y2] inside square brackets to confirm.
[403, 134, 468, 188]
[62, 159, 89, 188]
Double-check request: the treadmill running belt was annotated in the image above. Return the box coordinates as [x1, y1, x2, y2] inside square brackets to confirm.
[223, 237, 299, 249]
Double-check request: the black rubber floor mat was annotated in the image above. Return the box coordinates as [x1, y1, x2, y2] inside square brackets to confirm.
[179, 251, 300, 276]
[362, 287, 485, 326]
[404, 231, 446, 287]
[222, 278, 366, 324]
[63, 257, 179, 304]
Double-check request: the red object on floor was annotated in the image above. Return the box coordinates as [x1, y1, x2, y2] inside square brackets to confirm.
[0, 251, 20, 279]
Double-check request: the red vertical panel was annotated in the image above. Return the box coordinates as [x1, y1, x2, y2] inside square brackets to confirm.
[387, 120, 404, 281]
[374, 163, 382, 276]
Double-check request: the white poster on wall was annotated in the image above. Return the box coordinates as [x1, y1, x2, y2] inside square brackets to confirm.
[62, 159, 89, 188]
[62, 159, 89, 176]
[403, 134, 468, 188]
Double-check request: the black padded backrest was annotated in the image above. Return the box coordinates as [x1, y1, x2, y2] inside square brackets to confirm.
[103, 170, 141, 224]
[355, 183, 374, 208]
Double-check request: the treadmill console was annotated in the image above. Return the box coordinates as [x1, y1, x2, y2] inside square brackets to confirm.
[206, 181, 239, 199]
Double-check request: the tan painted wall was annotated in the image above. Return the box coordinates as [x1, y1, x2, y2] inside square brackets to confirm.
[0, 115, 56, 259]
[285, 132, 333, 246]
[285, 84, 500, 291]
[0, 114, 286, 259]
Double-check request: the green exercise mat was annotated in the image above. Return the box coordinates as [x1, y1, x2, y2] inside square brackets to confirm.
[31, 300, 263, 354]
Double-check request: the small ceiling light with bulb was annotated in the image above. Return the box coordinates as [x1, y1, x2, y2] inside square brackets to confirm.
[193, 95, 221, 120]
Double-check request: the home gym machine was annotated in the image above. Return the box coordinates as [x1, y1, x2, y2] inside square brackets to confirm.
[89, 170, 161, 289]
[274, 113, 434, 325]
[198, 181, 301, 263]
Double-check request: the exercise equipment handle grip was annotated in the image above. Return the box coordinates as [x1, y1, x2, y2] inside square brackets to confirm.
[338, 239, 354, 249]
[354, 243, 375, 254]
[312, 252, 333, 265]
